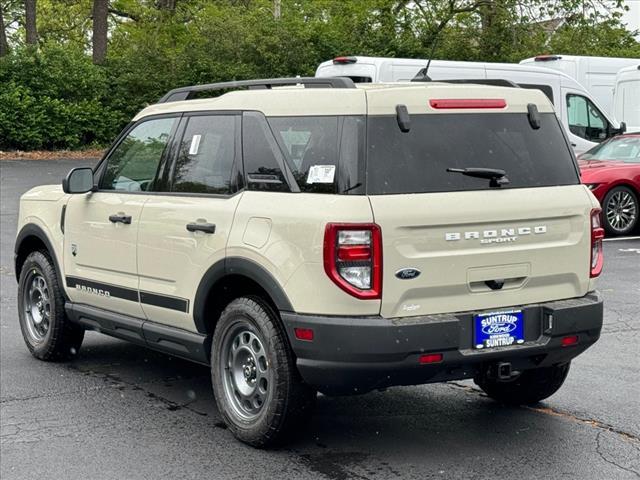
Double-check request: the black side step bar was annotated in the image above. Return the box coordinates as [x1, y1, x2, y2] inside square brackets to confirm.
[158, 76, 356, 103]
[65, 303, 209, 365]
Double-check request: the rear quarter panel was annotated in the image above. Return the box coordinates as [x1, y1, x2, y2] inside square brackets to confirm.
[228, 191, 379, 316]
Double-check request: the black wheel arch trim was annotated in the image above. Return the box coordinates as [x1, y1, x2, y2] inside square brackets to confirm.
[14, 224, 67, 298]
[193, 257, 294, 334]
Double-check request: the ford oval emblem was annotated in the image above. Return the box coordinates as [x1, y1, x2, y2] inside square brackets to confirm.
[395, 268, 421, 280]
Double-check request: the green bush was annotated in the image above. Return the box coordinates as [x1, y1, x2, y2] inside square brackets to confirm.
[1, 1, 639, 151]
[0, 45, 121, 150]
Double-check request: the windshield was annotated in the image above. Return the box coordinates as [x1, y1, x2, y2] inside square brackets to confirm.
[367, 112, 579, 194]
[581, 136, 640, 163]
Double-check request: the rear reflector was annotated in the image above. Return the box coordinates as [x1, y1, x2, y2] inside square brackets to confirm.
[590, 208, 604, 278]
[419, 353, 443, 364]
[333, 56, 357, 64]
[294, 328, 314, 342]
[429, 99, 507, 109]
[561, 335, 579, 347]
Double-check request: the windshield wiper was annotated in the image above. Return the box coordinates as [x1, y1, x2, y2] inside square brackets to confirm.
[446, 167, 510, 188]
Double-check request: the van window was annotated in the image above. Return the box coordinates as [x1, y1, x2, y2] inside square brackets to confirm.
[367, 112, 578, 194]
[567, 94, 608, 143]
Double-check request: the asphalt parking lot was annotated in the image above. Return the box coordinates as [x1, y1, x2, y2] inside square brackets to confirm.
[1, 159, 639, 480]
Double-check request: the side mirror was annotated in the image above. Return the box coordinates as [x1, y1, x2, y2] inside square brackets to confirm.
[619, 121, 627, 134]
[62, 167, 95, 194]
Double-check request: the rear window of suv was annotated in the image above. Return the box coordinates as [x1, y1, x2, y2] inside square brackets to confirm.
[367, 112, 579, 194]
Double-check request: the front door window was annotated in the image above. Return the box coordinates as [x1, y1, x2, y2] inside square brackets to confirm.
[566, 94, 608, 143]
[100, 117, 177, 192]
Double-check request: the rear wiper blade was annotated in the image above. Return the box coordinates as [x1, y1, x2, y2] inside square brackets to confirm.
[446, 167, 510, 187]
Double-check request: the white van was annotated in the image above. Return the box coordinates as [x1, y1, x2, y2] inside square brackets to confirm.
[612, 65, 640, 133]
[316, 56, 625, 154]
[519, 55, 640, 116]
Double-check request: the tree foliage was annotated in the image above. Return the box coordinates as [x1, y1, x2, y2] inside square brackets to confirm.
[0, 0, 638, 150]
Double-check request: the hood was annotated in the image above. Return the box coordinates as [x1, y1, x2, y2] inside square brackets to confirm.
[21, 184, 66, 202]
[578, 159, 628, 169]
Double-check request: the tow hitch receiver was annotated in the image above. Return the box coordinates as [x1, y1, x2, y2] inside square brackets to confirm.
[491, 362, 520, 381]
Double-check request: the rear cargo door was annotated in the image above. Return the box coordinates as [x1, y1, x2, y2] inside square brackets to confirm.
[366, 107, 593, 319]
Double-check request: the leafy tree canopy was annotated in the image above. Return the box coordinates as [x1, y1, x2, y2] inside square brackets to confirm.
[1, 0, 638, 150]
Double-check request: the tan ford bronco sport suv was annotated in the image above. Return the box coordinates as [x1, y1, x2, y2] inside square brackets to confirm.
[15, 77, 604, 447]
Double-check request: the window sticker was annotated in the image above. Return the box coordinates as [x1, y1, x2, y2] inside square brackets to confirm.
[189, 134, 202, 155]
[307, 165, 336, 184]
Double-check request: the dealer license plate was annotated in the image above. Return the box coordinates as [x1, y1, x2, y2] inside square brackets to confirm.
[474, 310, 524, 349]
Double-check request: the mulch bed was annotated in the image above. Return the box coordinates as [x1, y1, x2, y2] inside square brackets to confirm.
[0, 150, 105, 160]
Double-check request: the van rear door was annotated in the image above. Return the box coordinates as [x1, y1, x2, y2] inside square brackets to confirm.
[365, 88, 594, 319]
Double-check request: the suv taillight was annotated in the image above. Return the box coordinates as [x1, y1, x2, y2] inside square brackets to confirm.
[590, 208, 605, 278]
[324, 223, 382, 299]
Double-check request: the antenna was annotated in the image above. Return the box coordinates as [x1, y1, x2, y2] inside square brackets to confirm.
[421, 34, 439, 81]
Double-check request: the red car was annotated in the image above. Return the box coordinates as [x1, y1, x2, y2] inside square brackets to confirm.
[579, 133, 640, 236]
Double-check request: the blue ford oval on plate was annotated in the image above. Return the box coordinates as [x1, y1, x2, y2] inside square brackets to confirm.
[474, 310, 524, 349]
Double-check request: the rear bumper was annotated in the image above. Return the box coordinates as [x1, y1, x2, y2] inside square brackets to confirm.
[281, 292, 603, 395]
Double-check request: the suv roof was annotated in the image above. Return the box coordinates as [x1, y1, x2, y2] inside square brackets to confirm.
[134, 79, 554, 121]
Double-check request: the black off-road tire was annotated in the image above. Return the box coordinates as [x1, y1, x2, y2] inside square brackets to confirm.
[475, 362, 571, 406]
[17, 250, 84, 361]
[211, 296, 316, 448]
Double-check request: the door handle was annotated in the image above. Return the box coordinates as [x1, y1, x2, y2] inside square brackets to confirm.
[109, 214, 132, 224]
[186, 222, 216, 234]
[571, 142, 577, 147]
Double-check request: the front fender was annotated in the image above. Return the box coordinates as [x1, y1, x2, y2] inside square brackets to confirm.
[14, 223, 66, 299]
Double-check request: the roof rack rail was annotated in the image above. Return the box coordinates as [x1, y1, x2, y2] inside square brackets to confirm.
[411, 76, 520, 89]
[439, 79, 520, 88]
[158, 77, 356, 103]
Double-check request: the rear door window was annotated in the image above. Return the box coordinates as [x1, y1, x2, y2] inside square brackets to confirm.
[171, 114, 239, 194]
[367, 113, 578, 195]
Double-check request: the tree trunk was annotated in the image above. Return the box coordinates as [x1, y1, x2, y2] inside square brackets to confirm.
[24, 0, 37, 45]
[0, 3, 9, 56]
[157, 0, 176, 10]
[92, 0, 108, 64]
[273, 0, 281, 19]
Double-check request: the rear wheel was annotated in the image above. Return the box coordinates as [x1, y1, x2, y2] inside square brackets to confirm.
[475, 362, 570, 405]
[211, 296, 316, 447]
[603, 186, 638, 236]
[18, 251, 84, 361]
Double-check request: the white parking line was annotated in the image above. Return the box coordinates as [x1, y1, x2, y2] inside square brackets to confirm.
[603, 236, 640, 242]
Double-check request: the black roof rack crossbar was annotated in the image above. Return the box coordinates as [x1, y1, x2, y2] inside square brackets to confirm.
[158, 77, 356, 103]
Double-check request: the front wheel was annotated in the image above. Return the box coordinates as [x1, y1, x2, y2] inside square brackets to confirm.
[603, 186, 638, 236]
[475, 362, 570, 405]
[17, 251, 84, 361]
[211, 297, 316, 447]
